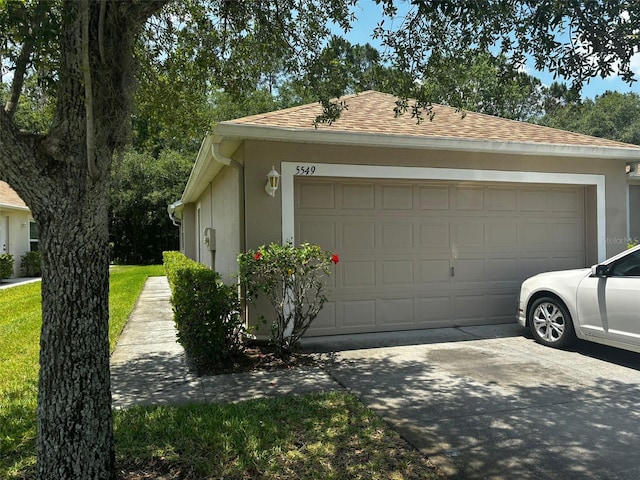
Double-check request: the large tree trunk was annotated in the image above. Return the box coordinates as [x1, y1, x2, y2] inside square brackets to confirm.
[0, 2, 167, 478]
[31, 3, 115, 475]
[36, 176, 113, 479]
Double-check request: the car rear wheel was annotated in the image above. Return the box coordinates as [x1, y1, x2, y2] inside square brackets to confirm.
[529, 297, 576, 348]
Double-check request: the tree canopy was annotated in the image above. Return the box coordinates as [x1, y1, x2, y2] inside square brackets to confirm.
[369, 0, 640, 122]
[542, 91, 640, 145]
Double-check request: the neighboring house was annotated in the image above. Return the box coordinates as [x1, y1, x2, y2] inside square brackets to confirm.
[0, 181, 35, 277]
[169, 90, 640, 337]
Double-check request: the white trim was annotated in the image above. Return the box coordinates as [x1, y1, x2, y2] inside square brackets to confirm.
[217, 123, 640, 160]
[281, 162, 607, 262]
[196, 203, 202, 263]
[627, 184, 631, 240]
[0, 203, 30, 212]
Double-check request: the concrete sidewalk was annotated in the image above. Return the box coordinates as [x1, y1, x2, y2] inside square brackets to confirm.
[110, 276, 341, 409]
[0, 277, 41, 289]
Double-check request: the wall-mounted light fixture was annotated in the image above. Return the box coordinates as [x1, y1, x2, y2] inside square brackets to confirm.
[265, 166, 280, 197]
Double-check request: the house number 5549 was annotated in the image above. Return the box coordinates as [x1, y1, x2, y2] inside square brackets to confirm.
[295, 165, 316, 175]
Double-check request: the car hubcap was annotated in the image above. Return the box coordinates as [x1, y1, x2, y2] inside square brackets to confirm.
[533, 302, 565, 342]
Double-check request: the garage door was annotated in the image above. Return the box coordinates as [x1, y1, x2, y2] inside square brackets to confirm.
[295, 178, 586, 336]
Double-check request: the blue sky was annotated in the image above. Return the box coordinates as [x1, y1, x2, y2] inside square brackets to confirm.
[342, 1, 640, 100]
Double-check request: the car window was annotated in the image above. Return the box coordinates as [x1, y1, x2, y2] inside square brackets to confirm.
[609, 250, 640, 277]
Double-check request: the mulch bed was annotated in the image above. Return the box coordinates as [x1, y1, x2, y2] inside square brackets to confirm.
[192, 341, 323, 376]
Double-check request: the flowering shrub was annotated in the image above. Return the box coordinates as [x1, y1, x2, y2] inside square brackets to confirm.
[238, 242, 339, 354]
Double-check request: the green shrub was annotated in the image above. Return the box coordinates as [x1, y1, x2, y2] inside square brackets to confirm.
[20, 251, 42, 277]
[163, 251, 245, 372]
[0, 254, 14, 280]
[238, 243, 338, 355]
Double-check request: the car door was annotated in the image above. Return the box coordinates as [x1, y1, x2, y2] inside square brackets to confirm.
[576, 248, 640, 346]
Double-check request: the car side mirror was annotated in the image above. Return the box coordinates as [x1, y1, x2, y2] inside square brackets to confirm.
[592, 264, 610, 278]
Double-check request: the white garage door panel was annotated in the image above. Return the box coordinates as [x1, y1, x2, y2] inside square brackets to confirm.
[296, 178, 585, 336]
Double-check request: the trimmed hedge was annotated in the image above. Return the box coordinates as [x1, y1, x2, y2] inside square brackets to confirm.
[0, 254, 14, 280]
[163, 251, 245, 372]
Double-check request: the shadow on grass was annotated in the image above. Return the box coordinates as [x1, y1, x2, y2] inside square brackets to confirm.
[114, 392, 442, 479]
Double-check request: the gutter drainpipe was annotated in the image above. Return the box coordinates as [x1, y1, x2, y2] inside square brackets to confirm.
[212, 142, 232, 166]
[167, 201, 183, 226]
[212, 141, 242, 169]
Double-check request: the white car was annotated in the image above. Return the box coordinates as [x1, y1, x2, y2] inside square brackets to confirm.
[518, 244, 640, 352]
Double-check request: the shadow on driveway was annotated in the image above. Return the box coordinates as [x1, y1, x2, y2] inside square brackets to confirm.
[307, 324, 640, 480]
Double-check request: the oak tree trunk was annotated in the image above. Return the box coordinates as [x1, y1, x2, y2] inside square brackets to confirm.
[36, 177, 113, 479]
[0, 1, 167, 478]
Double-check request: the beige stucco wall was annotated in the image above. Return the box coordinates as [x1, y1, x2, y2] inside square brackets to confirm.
[211, 165, 243, 282]
[629, 183, 640, 243]
[181, 203, 196, 260]
[242, 140, 630, 264]
[177, 136, 632, 337]
[184, 165, 243, 284]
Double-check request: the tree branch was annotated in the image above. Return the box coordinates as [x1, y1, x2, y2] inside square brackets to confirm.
[0, 109, 42, 196]
[80, 0, 100, 181]
[120, 0, 171, 23]
[3, 1, 47, 118]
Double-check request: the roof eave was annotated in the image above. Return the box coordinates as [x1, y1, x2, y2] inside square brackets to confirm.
[180, 133, 216, 204]
[0, 203, 30, 212]
[215, 123, 640, 161]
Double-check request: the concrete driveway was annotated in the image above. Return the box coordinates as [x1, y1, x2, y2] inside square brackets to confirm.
[302, 324, 640, 480]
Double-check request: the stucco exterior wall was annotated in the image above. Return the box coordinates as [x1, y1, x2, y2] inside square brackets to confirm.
[184, 165, 243, 283]
[211, 165, 243, 282]
[181, 204, 196, 260]
[0, 210, 32, 277]
[629, 183, 640, 243]
[242, 140, 630, 264]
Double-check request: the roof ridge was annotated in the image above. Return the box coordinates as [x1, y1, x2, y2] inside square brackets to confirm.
[447, 104, 640, 148]
[219, 90, 640, 150]
[222, 90, 378, 125]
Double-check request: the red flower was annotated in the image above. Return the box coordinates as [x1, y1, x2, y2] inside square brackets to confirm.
[331, 253, 339, 264]
[254, 251, 263, 261]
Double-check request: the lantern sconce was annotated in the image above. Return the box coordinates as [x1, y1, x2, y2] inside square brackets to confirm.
[265, 166, 280, 197]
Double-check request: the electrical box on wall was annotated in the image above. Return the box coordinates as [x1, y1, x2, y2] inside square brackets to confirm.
[203, 228, 216, 251]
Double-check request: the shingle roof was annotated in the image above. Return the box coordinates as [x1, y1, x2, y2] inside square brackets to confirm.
[0, 181, 28, 209]
[226, 90, 639, 150]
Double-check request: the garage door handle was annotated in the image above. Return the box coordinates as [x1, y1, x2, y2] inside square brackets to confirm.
[450, 267, 455, 277]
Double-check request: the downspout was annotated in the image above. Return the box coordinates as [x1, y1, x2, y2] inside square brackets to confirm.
[211, 141, 243, 170]
[167, 201, 183, 227]
[211, 138, 247, 329]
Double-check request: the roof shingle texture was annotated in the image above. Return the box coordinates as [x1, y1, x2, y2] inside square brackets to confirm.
[0, 181, 27, 208]
[227, 90, 639, 150]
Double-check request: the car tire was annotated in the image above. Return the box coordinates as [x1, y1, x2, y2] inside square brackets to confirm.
[529, 297, 576, 348]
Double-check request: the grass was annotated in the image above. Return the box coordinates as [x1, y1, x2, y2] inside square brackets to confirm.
[0, 266, 444, 480]
[115, 393, 444, 480]
[0, 265, 164, 478]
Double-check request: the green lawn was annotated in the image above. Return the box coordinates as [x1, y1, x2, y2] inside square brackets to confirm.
[0, 265, 164, 478]
[0, 266, 444, 479]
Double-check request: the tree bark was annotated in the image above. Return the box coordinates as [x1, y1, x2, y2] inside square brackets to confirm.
[34, 3, 115, 476]
[36, 175, 113, 479]
[0, 1, 166, 478]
